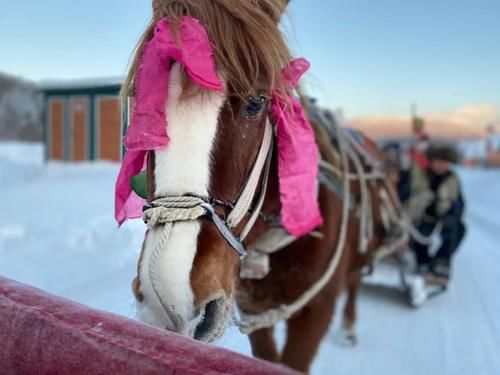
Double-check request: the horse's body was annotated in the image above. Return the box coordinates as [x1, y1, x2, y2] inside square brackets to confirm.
[236, 118, 403, 370]
[123, 1, 404, 373]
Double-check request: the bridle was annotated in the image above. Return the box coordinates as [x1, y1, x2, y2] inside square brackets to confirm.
[139, 95, 409, 337]
[142, 116, 275, 257]
[141, 115, 275, 334]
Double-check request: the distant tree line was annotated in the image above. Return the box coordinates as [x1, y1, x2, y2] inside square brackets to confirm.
[0, 72, 42, 142]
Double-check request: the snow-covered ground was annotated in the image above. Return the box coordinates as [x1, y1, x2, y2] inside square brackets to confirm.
[1, 142, 499, 375]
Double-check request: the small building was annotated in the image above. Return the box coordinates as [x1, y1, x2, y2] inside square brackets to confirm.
[41, 77, 127, 162]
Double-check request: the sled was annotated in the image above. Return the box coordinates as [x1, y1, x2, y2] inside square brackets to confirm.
[363, 246, 448, 307]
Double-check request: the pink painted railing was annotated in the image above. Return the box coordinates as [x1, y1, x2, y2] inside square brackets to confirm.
[0, 276, 297, 375]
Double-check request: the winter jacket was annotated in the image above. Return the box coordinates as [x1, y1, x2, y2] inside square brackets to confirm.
[404, 166, 463, 225]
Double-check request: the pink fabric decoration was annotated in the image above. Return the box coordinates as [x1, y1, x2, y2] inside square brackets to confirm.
[272, 58, 323, 237]
[115, 16, 223, 225]
[115, 16, 321, 237]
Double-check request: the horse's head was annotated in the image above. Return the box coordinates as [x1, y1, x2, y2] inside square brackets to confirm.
[129, 0, 292, 341]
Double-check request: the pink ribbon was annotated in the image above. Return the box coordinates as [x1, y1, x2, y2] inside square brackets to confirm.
[272, 58, 323, 237]
[115, 16, 322, 238]
[115, 16, 223, 225]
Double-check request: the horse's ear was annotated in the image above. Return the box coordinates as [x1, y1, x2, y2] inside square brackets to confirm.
[260, 0, 290, 23]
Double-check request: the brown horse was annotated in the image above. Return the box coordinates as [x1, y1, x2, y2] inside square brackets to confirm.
[126, 1, 403, 373]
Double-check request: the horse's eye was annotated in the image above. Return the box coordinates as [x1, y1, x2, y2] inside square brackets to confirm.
[245, 95, 267, 118]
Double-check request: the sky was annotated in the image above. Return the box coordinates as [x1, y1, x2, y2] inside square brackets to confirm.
[1, 0, 499, 132]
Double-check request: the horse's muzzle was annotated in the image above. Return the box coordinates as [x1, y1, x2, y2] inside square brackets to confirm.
[135, 296, 230, 343]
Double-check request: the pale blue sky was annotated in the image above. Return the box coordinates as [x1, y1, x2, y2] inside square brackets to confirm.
[1, 0, 498, 117]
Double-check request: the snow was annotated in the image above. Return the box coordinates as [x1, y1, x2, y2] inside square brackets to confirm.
[0, 141, 43, 164]
[1, 142, 499, 375]
[0, 142, 44, 186]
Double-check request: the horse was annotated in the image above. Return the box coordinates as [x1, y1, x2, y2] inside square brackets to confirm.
[122, 1, 405, 372]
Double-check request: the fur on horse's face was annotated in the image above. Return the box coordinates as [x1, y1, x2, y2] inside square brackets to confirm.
[133, 64, 228, 339]
[132, 0, 291, 342]
[132, 63, 272, 341]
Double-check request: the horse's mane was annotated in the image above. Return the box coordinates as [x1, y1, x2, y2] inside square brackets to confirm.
[123, 0, 292, 99]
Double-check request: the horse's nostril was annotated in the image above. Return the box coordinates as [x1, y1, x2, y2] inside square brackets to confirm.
[193, 298, 227, 342]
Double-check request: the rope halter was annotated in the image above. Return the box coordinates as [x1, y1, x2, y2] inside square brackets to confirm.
[140, 118, 273, 335]
[143, 118, 274, 256]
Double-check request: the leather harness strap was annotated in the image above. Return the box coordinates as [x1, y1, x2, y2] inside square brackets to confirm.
[144, 118, 275, 257]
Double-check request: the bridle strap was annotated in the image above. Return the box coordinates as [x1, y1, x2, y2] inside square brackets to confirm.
[227, 118, 274, 228]
[239, 126, 274, 240]
[201, 203, 248, 256]
[144, 116, 275, 257]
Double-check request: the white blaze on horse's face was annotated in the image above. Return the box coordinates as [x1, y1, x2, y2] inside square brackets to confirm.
[136, 64, 225, 336]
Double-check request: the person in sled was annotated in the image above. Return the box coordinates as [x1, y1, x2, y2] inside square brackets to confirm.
[402, 144, 466, 284]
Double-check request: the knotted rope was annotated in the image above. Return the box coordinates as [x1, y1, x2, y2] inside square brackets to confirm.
[144, 196, 208, 226]
[346, 141, 374, 253]
[143, 196, 210, 333]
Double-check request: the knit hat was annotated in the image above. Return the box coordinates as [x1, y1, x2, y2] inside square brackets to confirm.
[426, 144, 460, 163]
